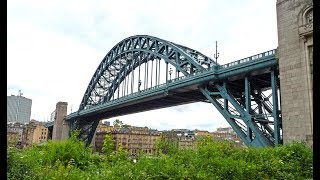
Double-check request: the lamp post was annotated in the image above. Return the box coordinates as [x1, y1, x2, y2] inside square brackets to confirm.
[138, 80, 142, 92]
[214, 41, 219, 65]
[214, 41, 220, 71]
[169, 68, 173, 81]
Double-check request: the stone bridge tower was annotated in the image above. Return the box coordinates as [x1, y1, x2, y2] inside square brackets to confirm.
[52, 102, 70, 141]
[276, 0, 313, 147]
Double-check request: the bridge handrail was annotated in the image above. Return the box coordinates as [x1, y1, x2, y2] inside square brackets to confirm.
[219, 49, 277, 69]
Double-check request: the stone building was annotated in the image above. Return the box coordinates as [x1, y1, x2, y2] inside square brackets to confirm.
[95, 126, 160, 155]
[276, 0, 313, 147]
[22, 120, 48, 147]
[96, 121, 114, 133]
[111, 127, 160, 155]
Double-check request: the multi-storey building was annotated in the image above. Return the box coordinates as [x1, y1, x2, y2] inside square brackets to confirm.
[213, 126, 243, 146]
[162, 129, 196, 149]
[22, 120, 48, 147]
[96, 121, 114, 133]
[111, 127, 160, 155]
[94, 126, 160, 155]
[7, 92, 32, 124]
[195, 129, 214, 140]
[216, 127, 234, 134]
[92, 121, 116, 152]
[213, 127, 237, 139]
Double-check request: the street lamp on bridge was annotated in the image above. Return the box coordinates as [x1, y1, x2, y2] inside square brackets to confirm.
[169, 68, 173, 82]
[138, 80, 142, 92]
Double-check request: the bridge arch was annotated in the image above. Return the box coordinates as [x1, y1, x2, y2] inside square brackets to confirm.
[79, 35, 217, 111]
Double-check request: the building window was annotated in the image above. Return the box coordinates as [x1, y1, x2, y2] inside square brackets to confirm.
[305, 9, 313, 24]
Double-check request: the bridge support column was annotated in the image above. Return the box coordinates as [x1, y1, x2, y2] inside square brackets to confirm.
[271, 70, 281, 145]
[245, 76, 253, 142]
[69, 118, 100, 146]
[52, 102, 70, 141]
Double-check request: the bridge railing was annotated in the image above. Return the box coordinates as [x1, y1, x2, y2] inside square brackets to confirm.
[220, 49, 277, 69]
[169, 49, 277, 82]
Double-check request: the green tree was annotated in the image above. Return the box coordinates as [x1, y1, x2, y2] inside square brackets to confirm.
[113, 119, 123, 127]
[122, 124, 130, 128]
[102, 134, 114, 156]
[155, 134, 178, 155]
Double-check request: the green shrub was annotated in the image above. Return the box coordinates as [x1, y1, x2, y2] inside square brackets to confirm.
[7, 136, 313, 180]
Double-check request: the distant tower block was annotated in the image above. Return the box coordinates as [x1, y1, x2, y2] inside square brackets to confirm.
[276, 0, 313, 147]
[52, 102, 69, 141]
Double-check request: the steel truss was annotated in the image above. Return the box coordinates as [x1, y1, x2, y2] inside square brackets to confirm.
[200, 69, 282, 146]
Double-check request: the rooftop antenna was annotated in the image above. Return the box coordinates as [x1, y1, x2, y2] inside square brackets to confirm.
[213, 41, 219, 65]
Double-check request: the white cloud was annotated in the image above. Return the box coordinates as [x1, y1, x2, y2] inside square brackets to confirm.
[7, 0, 278, 131]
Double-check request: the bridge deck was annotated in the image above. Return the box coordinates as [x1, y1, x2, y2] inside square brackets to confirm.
[66, 52, 277, 121]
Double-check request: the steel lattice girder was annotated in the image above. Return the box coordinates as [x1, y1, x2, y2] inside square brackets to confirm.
[70, 118, 99, 145]
[79, 35, 218, 111]
[199, 70, 281, 146]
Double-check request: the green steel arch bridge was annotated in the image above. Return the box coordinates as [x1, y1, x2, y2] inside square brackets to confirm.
[64, 35, 282, 147]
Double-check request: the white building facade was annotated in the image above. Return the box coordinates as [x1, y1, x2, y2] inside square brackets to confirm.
[7, 95, 32, 124]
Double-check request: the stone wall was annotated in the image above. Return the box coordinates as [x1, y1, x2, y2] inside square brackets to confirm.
[276, 0, 313, 147]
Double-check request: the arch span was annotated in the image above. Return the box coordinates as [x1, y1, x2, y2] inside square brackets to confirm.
[79, 35, 218, 111]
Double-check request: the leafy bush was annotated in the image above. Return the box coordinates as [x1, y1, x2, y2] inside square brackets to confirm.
[7, 135, 313, 180]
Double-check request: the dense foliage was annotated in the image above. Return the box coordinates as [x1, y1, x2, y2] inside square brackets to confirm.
[7, 134, 313, 179]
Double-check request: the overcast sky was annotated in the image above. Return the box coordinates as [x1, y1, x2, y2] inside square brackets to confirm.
[7, 0, 278, 132]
